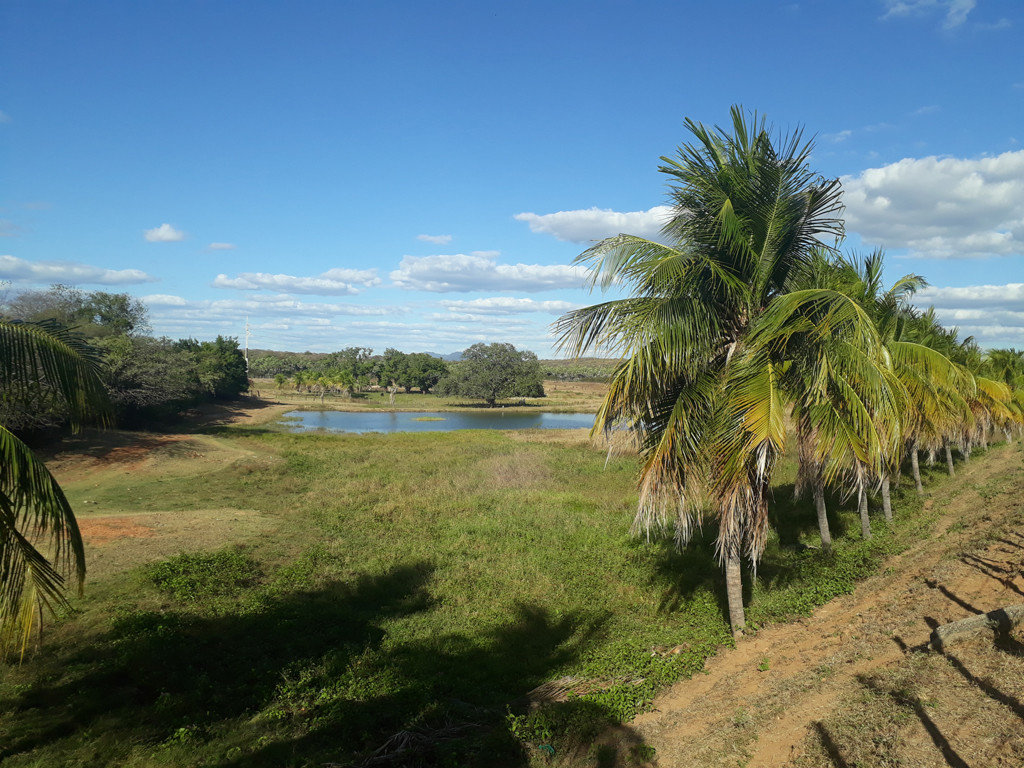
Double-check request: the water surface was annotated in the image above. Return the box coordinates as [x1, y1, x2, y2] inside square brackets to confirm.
[281, 410, 596, 434]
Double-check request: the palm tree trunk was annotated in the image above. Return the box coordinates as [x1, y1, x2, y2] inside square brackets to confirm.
[858, 487, 872, 539]
[1006, 429, 1013, 446]
[944, 444, 955, 476]
[813, 483, 832, 553]
[724, 549, 745, 637]
[911, 444, 924, 495]
[881, 474, 892, 523]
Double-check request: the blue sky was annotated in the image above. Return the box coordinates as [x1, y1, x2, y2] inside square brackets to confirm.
[2, 0, 1022, 356]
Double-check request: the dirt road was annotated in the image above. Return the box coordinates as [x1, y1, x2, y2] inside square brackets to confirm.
[632, 442, 1024, 767]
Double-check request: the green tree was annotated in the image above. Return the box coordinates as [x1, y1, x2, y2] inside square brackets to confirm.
[78, 292, 150, 337]
[379, 348, 408, 388]
[176, 337, 249, 399]
[402, 353, 448, 393]
[101, 335, 201, 426]
[2, 286, 149, 339]
[557, 107, 892, 635]
[0, 320, 109, 655]
[435, 343, 544, 406]
[316, 347, 374, 386]
[2, 284, 86, 327]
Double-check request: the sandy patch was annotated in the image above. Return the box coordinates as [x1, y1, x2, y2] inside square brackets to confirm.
[79, 509, 273, 579]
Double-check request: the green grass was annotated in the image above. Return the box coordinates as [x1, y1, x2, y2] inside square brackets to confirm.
[0, 426, 981, 767]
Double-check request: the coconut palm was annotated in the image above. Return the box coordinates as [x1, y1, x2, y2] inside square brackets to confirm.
[825, 251, 928, 528]
[1, 319, 109, 656]
[785, 250, 907, 544]
[557, 107, 897, 635]
[899, 311, 979, 478]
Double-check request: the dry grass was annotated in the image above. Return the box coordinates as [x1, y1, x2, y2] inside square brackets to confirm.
[251, 378, 609, 414]
[791, 631, 1024, 768]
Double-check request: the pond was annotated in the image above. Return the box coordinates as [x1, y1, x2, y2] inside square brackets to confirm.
[281, 410, 597, 434]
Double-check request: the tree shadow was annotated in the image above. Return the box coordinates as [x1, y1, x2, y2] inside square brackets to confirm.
[1, 564, 432, 760]
[943, 651, 1024, 722]
[858, 674, 970, 768]
[38, 429, 179, 462]
[768, 482, 849, 548]
[215, 602, 610, 767]
[924, 579, 984, 614]
[1, 563, 617, 767]
[812, 721, 852, 767]
[644, 525, 726, 616]
[960, 553, 1024, 597]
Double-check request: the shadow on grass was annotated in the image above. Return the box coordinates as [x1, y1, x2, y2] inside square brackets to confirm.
[812, 721, 852, 767]
[1, 562, 628, 767]
[767, 483, 850, 549]
[644, 524, 725, 616]
[858, 673, 971, 768]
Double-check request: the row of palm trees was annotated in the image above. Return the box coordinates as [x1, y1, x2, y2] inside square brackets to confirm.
[557, 106, 1023, 635]
[275, 371, 359, 401]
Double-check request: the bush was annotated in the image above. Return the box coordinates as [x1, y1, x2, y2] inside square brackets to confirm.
[148, 549, 263, 601]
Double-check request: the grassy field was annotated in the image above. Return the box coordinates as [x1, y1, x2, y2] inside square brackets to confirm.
[0, 398, 982, 767]
[249, 378, 610, 414]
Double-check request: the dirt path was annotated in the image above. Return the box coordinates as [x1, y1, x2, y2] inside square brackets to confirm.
[43, 403, 287, 579]
[631, 442, 1024, 767]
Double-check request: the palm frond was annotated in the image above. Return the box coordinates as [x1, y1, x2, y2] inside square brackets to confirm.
[0, 425, 85, 657]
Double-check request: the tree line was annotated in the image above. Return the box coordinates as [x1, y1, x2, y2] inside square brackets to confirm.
[1, 284, 249, 432]
[268, 343, 546, 407]
[558, 105, 1024, 636]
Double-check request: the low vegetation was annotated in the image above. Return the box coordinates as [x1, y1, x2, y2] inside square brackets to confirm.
[0, 414, 996, 767]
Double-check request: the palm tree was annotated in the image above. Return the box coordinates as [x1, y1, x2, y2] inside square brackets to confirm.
[557, 107, 893, 635]
[786, 250, 908, 544]
[1, 320, 109, 656]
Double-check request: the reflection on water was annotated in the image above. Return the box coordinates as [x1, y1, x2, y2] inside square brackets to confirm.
[281, 410, 596, 434]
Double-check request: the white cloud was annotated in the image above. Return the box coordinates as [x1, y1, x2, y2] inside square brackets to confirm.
[0, 111, 10, 124]
[142, 294, 393, 342]
[146, 295, 391, 317]
[390, 251, 587, 293]
[208, 242, 236, 250]
[0, 254, 157, 285]
[914, 283, 1024, 347]
[320, 268, 381, 285]
[144, 223, 185, 242]
[944, 0, 976, 28]
[842, 150, 1024, 259]
[417, 234, 452, 245]
[515, 205, 673, 243]
[439, 297, 579, 315]
[916, 283, 1024, 309]
[0, 219, 21, 237]
[976, 18, 1011, 31]
[824, 129, 853, 143]
[881, 0, 975, 28]
[143, 294, 189, 306]
[430, 312, 536, 329]
[140, 292, 566, 355]
[143, 296, 560, 354]
[212, 268, 380, 295]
